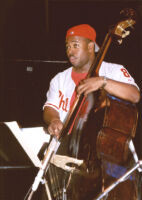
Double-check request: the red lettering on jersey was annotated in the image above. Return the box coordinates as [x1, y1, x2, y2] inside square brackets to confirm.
[120, 68, 130, 77]
[59, 90, 68, 112]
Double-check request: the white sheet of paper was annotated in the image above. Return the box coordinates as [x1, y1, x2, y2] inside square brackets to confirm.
[4, 121, 50, 167]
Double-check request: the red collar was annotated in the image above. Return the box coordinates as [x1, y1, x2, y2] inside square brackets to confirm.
[71, 69, 87, 85]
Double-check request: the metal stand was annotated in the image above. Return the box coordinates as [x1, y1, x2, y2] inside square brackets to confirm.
[24, 136, 84, 200]
[95, 160, 142, 200]
[95, 140, 142, 200]
[25, 136, 60, 200]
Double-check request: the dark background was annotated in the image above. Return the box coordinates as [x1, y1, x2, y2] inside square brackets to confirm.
[0, 0, 142, 199]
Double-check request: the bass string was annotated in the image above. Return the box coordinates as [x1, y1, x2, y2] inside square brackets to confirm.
[48, 164, 62, 199]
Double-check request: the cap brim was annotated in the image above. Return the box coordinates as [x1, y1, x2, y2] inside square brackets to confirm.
[95, 42, 100, 52]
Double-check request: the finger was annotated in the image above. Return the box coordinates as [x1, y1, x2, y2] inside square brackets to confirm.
[84, 84, 100, 95]
[48, 124, 57, 134]
[77, 84, 88, 95]
[83, 88, 93, 96]
[47, 126, 53, 135]
[79, 79, 86, 84]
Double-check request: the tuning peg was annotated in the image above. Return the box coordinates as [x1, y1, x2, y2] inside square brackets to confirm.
[120, 8, 137, 21]
[117, 39, 123, 44]
[122, 30, 130, 38]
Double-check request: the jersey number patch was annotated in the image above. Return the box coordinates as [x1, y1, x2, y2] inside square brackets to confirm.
[121, 68, 130, 77]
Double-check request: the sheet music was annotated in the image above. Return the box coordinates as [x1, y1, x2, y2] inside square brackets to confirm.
[4, 121, 50, 168]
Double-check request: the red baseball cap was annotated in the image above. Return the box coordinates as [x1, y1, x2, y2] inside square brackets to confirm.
[66, 24, 99, 52]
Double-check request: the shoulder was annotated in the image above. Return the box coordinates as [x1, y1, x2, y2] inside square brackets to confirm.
[53, 67, 72, 79]
[99, 61, 124, 76]
[101, 61, 124, 70]
[51, 67, 72, 84]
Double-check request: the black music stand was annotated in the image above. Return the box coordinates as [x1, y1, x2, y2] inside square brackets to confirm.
[0, 122, 37, 200]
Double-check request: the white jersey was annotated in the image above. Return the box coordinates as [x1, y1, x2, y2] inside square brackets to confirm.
[44, 61, 138, 122]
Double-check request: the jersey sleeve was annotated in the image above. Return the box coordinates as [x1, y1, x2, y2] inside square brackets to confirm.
[112, 65, 139, 89]
[100, 62, 139, 89]
[43, 75, 60, 112]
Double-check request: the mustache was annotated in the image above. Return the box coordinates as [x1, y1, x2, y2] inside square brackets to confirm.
[68, 55, 76, 59]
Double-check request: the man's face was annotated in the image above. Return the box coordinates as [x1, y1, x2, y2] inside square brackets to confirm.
[66, 36, 93, 71]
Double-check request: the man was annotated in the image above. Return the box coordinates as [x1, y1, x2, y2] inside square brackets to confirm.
[43, 24, 140, 137]
[43, 24, 140, 199]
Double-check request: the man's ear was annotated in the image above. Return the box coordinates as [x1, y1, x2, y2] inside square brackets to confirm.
[88, 41, 95, 53]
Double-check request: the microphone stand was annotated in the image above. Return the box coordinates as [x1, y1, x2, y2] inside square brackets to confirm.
[26, 136, 60, 200]
[95, 160, 142, 200]
[95, 139, 142, 200]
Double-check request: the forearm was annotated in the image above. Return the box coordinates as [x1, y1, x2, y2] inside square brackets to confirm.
[77, 76, 140, 104]
[104, 78, 140, 103]
[43, 106, 63, 137]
